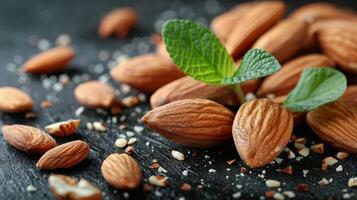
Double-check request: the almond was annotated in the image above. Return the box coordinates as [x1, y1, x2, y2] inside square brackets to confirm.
[225, 1, 286, 59]
[101, 153, 142, 189]
[45, 119, 81, 137]
[142, 99, 234, 148]
[270, 95, 306, 125]
[2, 124, 56, 154]
[74, 81, 116, 109]
[36, 140, 89, 169]
[0, 87, 34, 113]
[155, 42, 171, 60]
[257, 54, 335, 97]
[23, 46, 75, 74]
[317, 22, 357, 73]
[110, 54, 185, 93]
[307, 101, 357, 154]
[98, 7, 137, 38]
[252, 18, 308, 62]
[342, 85, 357, 107]
[48, 174, 102, 200]
[210, 2, 256, 43]
[232, 99, 293, 168]
[150, 76, 237, 108]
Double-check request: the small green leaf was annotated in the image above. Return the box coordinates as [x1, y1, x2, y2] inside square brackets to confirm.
[162, 19, 236, 84]
[284, 68, 347, 112]
[222, 49, 281, 84]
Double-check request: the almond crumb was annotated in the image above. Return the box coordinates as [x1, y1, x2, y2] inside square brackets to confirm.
[41, 100, 53, 108]
[295, 183, 308, 192]
[310, 143, 324, 154]
[226, 159, 236, 165]
[336, 152, 349, 160]
[115, 138, 127, 148]
[298, 147, 310, 157]
[171, 150, 185, 161]
[348, 177, 357, 187]
[266, 180, 280, 188]
[148, 175, 168, 187]
[180, 183, 191, 192]
[125, 146, 134, 154]
[279, 166, 293, 175]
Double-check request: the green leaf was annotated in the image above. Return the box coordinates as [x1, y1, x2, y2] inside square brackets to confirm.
[284, 68, 347, 112]
[222, 49, 281, 84]
[162, 19, 236, 84]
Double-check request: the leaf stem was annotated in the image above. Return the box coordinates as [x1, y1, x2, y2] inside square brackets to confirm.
[231, 84, 245, 104]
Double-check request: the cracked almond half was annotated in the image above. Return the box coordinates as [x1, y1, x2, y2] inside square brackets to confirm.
[45, 119, 81, 137]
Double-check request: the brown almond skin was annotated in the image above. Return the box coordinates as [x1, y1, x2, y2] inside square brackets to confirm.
[36, 140, 89, 169]
[98, 7, 137, 38]
[74, 81, 116, 109]
[0, 87, 34, 113]
[252, 18, 308, 62]
[110, 54, 185, 93]
[307, 101, 357, 153]
[142, 99, 234, 148]
[270, 95, 306, 125]
[2, 124, 57, 154]
[257, 54, 335, 97]
[232, 99, 293, 168]
[225, 1, 286, 59]
[317, 22, 357, 73]
[210, 2, 256, 43]
[45, 119, 81, 137]
[23, 46, 75, 74]
[342, 85, 357, 107]
[155, 42, 171, 60]
[101, 153, 142, 190]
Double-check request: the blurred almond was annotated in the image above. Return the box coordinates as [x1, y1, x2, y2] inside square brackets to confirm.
[74, 81, 116, 109]
[110, 54, 185, 93]
[233, 99, 293, 168]
[45, 119, 81, 137]
[101, 153, 142, 189]
[0, 87, 34, 113]
[36, 140, 89, 169]
[307, 101, 357, 153]
[23, 46, 75, 74]
[155, 42, 171, 60]
[2, 124, 56, 154]
[342, 85, 357, 107]
[49, 174, 102, 200]
[142, 99, 234, 148]
[98, 7, 137, 38]
[252, 18, 308, 62]
[226, 1, 286, 59]
[257, 54, 335, 97]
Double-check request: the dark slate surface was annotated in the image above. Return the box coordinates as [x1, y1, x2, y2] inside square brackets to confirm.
[0, 0, 357, 199]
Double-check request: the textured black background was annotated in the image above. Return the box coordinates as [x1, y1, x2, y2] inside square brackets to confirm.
[0, 0, 357, 199]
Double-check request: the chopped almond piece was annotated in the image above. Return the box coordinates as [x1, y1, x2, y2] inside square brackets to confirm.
[181, 183, 191, 192]
[310, 143, 324, 154]
[336, 152, 349, 160]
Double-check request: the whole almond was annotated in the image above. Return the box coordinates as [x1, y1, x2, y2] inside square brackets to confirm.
[225, 1, 286, 59]
[342, 85, 357, 107]
[101, 153, 142, 190]
[98, 7, 137, 38]
[23, 46, 75, 74]
[36, 140, 89, 169]
[307, 101, 357, 153]
[232, 99, 293, 168]
[252, 18, 308, 62]
[210, 2, 256, 43]
[110, 54, 185, 93]
[142, 99, 234, 148]
[0, 87, 34, 113]
[2, 124, 56, 154]
[257, 54, 335, 97]
[317, 22, 357, 73]
[45, 119, 81, 137]
[150, 76, 238, 108]
[74, 81, 116, 109]
[270, 95, 306, 125]
[49, 174, 102, 200]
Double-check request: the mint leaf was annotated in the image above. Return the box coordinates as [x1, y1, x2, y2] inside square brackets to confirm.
[222, 49, 281, 84]
[284, 68, 347, 112]
[162, 19, 236, 84]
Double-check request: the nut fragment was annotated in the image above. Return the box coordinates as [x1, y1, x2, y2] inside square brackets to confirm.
[0, 87, 34, 113]
[348, 177, 357, 187]
[266, 180, 280, 188]
[336, 152, 349, 160]
[49, 174, 102, 200]
[148, 175, 168, 187]
[171, 150, 185, 161]
[45, 119, 80, 137]
[310, 143, 324, 154]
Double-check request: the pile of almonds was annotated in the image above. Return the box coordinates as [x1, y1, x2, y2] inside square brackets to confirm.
[1, 1, 357, 199]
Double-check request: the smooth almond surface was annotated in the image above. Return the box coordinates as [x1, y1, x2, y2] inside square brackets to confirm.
[142, 99, 234, 148]
[36, 140, 89, 169]
[2, 124, 56, 154]
[110, 54, 185, 93]
[98, 7, 137, 38]
[252, 18, 308, 62]
[101, 153, 142, 190]
[233, 99, 293, 168]
[0, 87, 34, 113]
[23, 46, 75, 74]
[225, 1, 286, 59]
[45, 119, 81, 137]
[307, 101, 357, 153]
[74, 81, 116, 109]
[257, 54, 335, 97]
